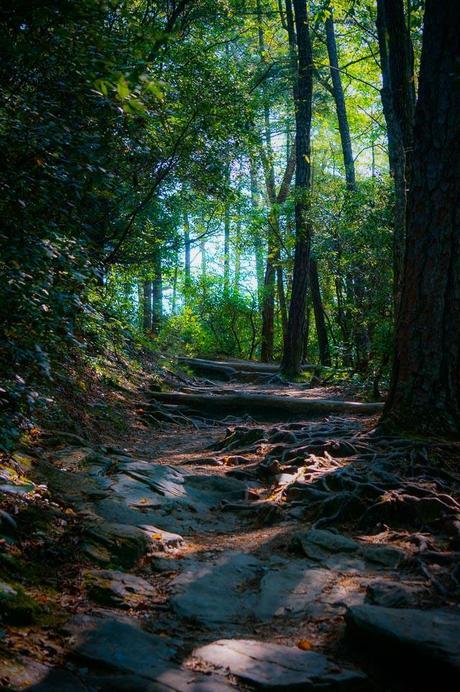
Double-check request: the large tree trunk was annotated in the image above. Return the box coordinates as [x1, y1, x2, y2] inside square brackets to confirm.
[309, 259, 331, 367]
[382, 0, 460, 434]
[281, 0, 313, 376]
[376, 0, 415, 308]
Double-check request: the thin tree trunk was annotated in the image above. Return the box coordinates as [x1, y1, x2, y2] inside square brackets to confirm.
[143, 281, 152, 332]
[281, 0, 313, 375]
[249, 157, 265, 306]
[277, 266, 288, 340]
[171, 263, 178, 315]
[261, 146, 296, 360]
[234, 219, 241, 293]
[325, 11, 356, 191]
[200, 238, 206, 279]
[151, 252, 162, 335]
[223, 202, 230, 294]
[183, 211, 191, 296]
[302, 304, 311, 363]
[382, 0, 460, 433]
[309, 259, 331, 366]
[326, 8, 370, 371]
[137, 281, 144, 329]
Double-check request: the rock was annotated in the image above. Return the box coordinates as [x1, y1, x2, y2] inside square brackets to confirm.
[191, 639, 367, 689]
[0, 657, 88, 691]
[64, 615, 232, 690]
[293, 529, 359, 561]
[346, 605, 460, 674]
[85, 669, 233, 691]
[172, 552, 261, 627]
[365, 581, 426, 608]
[140, 525, 184, 551]
[322, 580, 367, 608]
[83, 522, 153, 568]
[256, 564, 334, 620]
[292, 529, 404, 571]
[65, 615, 176, 678]
[173, 553, 338, 626]
[359, 544, 404, 569]
[83, 569, 155, 608]
[0, 581, 41, 625]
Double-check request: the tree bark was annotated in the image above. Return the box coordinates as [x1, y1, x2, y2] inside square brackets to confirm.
[309, 259, 331, 366]
[325, 11, 356, 191]
[382, 0, 460, 434]
[281, 0, 313, 376]
[151, 252, 162, 335]
[249, 156, 266, 307]
[183, 210, 191, 295]
[143, 280, 152, 332]
[151, 390, 383, 416]
[376, 0, 415, 308]
[223, 201, 230, 294]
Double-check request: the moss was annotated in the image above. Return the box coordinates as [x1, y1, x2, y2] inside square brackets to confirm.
[0, 581, 42, 625]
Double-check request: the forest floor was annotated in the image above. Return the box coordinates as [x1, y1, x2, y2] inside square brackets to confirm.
[1, 359, 460, 691]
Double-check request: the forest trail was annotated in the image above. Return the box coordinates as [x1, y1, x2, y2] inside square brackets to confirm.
[2, 363, 460, 691]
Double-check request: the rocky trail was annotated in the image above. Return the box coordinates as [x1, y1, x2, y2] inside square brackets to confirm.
[1, 361, 460, 691]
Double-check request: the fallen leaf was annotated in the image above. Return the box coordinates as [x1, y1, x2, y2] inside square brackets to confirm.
[297, 639, 312, 651]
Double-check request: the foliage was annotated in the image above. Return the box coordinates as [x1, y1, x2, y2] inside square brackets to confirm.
[0, 0, 420, 443]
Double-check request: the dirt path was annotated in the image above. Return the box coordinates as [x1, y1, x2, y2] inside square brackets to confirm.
[1, 373, 459, 691]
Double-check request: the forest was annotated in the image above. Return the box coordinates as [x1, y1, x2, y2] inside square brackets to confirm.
[0, 0, 459, 690]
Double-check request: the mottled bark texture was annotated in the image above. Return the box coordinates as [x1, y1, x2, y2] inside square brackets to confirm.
[382, 0, 460, 434]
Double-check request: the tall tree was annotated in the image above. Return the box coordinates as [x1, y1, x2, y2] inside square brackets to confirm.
[183, 210, 191, 295]
[143, 281, 152, 332]
[325, 8, 356, 192]
[281, 0, 314, 375]
[376, 0, 416, 307]
[309, 258, 331, 367]
[382, 0, 460, 433]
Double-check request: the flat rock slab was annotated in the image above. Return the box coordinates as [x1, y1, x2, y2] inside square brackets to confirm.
[255, 564, 334, 620]
[172, 552, 262, 627]
[85, 669, 234, 691]
[173, 552, 343, 627]
[191, 639, 367, 689]
[83, 569, 155, 608]
[0, 657, 88, 691]
[347, 606, 460, 673]
[64, 615, 232, 690]
[293, 529, 404, 570]
[65, 615, 176, 678]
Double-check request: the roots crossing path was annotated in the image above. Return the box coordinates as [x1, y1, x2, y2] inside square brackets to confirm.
[2, 363, 460, 691]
